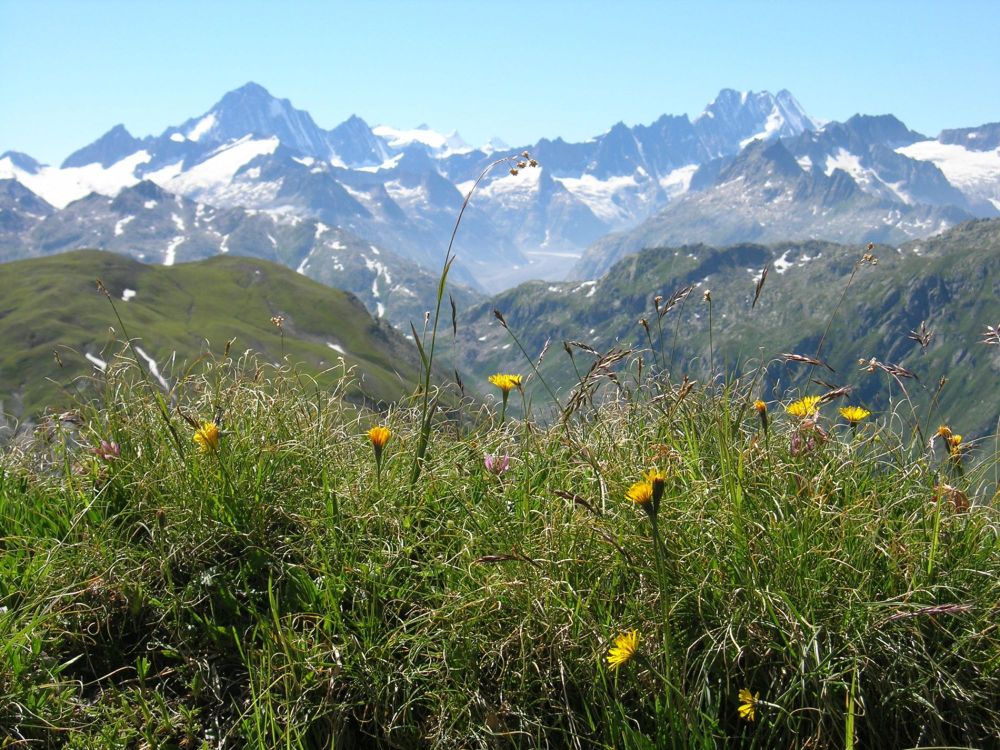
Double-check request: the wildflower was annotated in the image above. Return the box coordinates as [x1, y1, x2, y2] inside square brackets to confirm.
[935, 425, 965, 463]
[193, 421, 221, 452]
[368, 426, 391, 486]
[484, 454, 510, 475]
[368, 425, 390, 450]
[489, 373, 522, 421]
[643, 468, 666, 516]
[94, 439, 120, 461]
[839, 406, 871, 424]
[606, 629, 639, 671]
[626, 480, 653, 506]
[786, 395, 822, 419]
[738, 688, 760, 722]
[753, 400, 769, 435]
[488, 373, 522, 394]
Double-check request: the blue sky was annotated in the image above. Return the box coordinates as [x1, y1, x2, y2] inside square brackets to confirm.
[3, 0, 999, 164]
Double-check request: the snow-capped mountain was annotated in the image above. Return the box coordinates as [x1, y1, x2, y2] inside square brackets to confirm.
[0, 178, 475, 327]
[575, 137, 976, 278]
[2, 83, 997, 291]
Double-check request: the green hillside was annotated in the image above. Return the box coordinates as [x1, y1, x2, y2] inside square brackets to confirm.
[460, 218, 1000, 438]
[0, 250, 424, 418]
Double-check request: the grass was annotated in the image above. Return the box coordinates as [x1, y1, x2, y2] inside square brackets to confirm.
[0, 250, 425, 419]
[0, 347, 997, 748]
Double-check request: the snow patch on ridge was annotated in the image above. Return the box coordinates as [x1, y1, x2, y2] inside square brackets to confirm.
[0, 150, 151, 208]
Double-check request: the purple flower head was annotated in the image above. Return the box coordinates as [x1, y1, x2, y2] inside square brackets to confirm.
[95, 440, 121, 461]
[484, 453, 510, 475]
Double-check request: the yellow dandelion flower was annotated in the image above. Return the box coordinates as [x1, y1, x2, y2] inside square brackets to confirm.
[786, 395, 822, 418]
[839, 406, 871, 424]
[626, 480, 653, 505]
[948, 434, 963, 455]
[642, 468, 667, 485]
[193, 421, 221, 452]
[488, 373, 522, 394]
[936, 425, 952, 439]
[738, 688, 759, 722]
[606, 629, 639, 670]
[368, 426, 391, 449]
[753, 400, 767, 413]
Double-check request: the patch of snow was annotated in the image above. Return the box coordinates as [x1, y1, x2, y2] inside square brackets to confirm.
[164, 236, 183, 266]
[369, 244, 380, 255]
[313, 221, 329, 239]
[144, 200, 157, 209]
[169, 133, 186, 143]
[553, 173, 639, 223]
[172, 213, 185, 232]
[658, 164, 699, 198]
[372, 124, 471, 155]
[327, 342, 345, 355]
[0, 150, 151, 208]
[296, 248, 312, 274]
[85, 352, 107, 371]
[376, 302, 385, 318]
[134, 346, 169, 390]
[293, 156, 315, 167]
[897, 140, 1000, 201]
[384, 180, 429, 211]
[148, 136, 279, 199]
[121, 288, 136, 301]
[114, 215, 135, 236]
[773, 249, 793, 274]
[356, 153, 404, 173]
[739, 107, 785, 148]
[362, 254, 392, 285]
[186, 112, 217, 142]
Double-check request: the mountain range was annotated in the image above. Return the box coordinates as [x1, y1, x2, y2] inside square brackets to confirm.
[458, 217, 1000, 440]
[4, 82, 997, 307]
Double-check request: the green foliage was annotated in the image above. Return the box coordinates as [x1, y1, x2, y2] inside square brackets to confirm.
[1, 354, 997, 748]
[0, 250, 425, 419]
[460, 219, 1000, 438]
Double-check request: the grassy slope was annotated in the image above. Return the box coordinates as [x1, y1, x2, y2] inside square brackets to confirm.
[0, 250, 423, 417]
[0, 359, 997, 748]
[460, 219, 1000, 438]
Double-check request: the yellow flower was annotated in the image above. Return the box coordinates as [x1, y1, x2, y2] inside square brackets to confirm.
[626, 480, 653, 505]
[948, 434, 963, 456]
[936, 425, 953, 440]
[193, 421, 221, 452]
[606, 629, 639, 670]
[786, 395, 822, 418]
[839, 406, 871, 424]
[488, 373, 522, 394]
[642, 468, 667, 485]
[368, 426, 391, 449]
[738, 688, 759, 722]
[753, 400, 767, 413]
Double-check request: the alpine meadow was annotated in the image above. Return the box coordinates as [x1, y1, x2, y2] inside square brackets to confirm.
[2, 5, 1000, 747]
